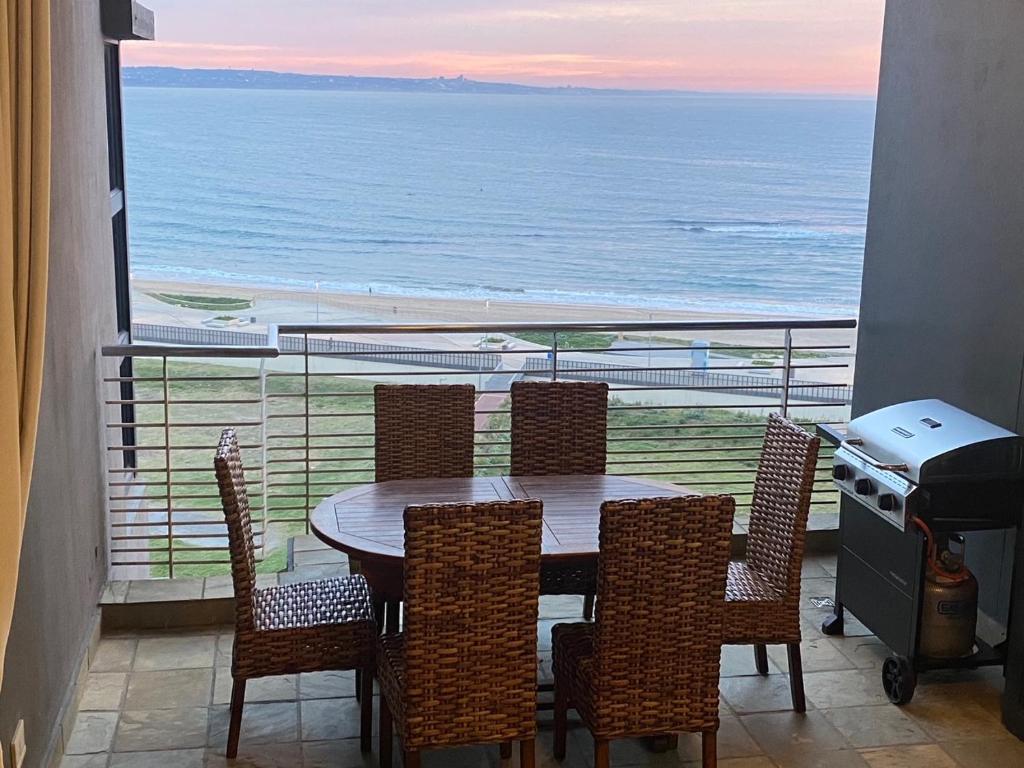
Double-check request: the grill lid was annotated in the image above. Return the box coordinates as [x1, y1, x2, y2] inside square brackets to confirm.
[846, 399, 1024, 484]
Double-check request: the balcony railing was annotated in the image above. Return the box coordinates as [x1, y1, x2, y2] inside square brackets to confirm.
[102, 318, 856, 578]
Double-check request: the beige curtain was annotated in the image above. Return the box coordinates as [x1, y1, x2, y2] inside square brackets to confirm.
[0, 0, 52, 691]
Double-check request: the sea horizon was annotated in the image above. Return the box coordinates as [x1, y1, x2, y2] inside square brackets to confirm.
[124, 86, 874, 319]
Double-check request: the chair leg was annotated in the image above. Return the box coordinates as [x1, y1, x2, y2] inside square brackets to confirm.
[594, 738, 609, 768]
[753, 643, 769, 675]
[521, 738, 536, 768]
[500, 742, 512, 759]
[553, 683, 568, 760]
[226, 678, 246, 758]
[380, 694, 393, 768]
[360, 665, 374, 753]
[787, 642, 807, 713]
[403, 750, 421, 768]
[583, 593, 595, 621]
[701, 730, 716, 768]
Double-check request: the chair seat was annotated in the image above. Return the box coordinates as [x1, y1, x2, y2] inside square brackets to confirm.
[724, 561, 800, 645]
[254, 576, 375, 631]
[725, 561, 784, 604]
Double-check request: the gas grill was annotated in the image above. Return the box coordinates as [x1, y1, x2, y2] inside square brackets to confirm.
[820, 399, 1024, 704]
[832, 399, 1024, 531]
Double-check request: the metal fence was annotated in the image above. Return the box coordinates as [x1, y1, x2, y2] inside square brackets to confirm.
[103, 318, 856, 578]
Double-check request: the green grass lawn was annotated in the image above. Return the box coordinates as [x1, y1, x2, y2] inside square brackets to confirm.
[148, 292, 254, 312]
[122, 358, 836, 578]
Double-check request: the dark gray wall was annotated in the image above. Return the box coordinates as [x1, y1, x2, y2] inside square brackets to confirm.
[0, 1, 118, 764]
[855, 0, 1024, 423]
[854, 1, 1024, 642]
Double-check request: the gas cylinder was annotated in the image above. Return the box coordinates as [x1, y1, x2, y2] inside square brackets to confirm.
[919, 534, 978, 659]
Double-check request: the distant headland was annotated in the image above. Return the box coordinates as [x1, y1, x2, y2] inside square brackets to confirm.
[121, 66, 700, 96]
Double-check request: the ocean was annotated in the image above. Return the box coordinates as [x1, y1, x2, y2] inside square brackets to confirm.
[123, 86, 875, 317]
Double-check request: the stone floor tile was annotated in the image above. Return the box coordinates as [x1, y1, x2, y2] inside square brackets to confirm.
[300, 698, 366, 741]
[299, 670, 357, 700]
[801, 557, 833, 579]
[125, 668, 213, 709]
[208, 701, 300, 746]
[739, 711, 848, 760]
[941, 737, 1024, 767]
[721, 674, 804, 715]
[294, 548, 347, 566]
[213, 667, 297, 704]
[79, 673, 127, 711]
[802, 670, 890, 709]
[206, 742, 304, 767]
[90, 639, 136, 672]
[676, 716, 763, 761]
[799, 579, 838, 613]
[216, 631, 234, 666]
[126, 578, 204, 603]
[772, 750, 869, 767]
[537, 618, 565, 652]
[108, 748, 205, 767]
[717, 759, 777, 768]
[766, 635, 856, 675]
[114, 708, 209, 751]
[901, 698, 1007, 742]
[301, 739, 376, 768]
[857, 744, 958, 768]
[828, 636, 889, 670]
[722, 644, 781, 677]
[277, 564, 348, 584]
[58, 755, 109, 768]
[819, 705, 929, 748]
[133, 634, 217, 671]
[65, 711, 119, 755]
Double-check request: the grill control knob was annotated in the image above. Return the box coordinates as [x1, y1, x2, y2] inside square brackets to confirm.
[878, 494, 898, 512]
[832, 465, 850, 481]
[855, 478, 875, 496]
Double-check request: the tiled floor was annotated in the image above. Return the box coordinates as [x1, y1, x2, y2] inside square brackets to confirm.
[65, 551, 1024, 768]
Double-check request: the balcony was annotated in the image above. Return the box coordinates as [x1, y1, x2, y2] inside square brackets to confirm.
[100, 318, 855, 581]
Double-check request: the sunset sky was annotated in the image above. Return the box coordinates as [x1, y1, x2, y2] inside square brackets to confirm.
[123, 1, 886, 95]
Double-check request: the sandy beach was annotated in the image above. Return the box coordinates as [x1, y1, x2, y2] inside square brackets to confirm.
[132, 277, 858, 351]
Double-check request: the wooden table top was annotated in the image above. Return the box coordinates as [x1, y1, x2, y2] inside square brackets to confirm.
[310, 474, 695, 565]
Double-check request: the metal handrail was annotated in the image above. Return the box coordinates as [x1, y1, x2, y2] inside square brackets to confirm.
[276, 318, 857, 335]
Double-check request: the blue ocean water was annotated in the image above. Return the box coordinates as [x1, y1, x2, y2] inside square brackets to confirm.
[123, 87, 874, 316]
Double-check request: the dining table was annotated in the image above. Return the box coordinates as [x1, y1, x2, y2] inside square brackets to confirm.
[309, 473, 698, 626]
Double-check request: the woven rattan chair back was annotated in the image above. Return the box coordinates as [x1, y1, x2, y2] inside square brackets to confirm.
[374, 384, 476, 482]
[745, 413, 821, 599]
[592, 495, 735, 736]
[509, 381, 608, 476]
[215, 428, 257, 632]
[401, 499, 543, 748]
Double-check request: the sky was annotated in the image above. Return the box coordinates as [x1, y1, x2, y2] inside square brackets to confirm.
[122, 1, 886, 95]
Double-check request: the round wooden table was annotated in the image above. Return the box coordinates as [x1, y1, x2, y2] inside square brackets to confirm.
[310, 473, 695, 609]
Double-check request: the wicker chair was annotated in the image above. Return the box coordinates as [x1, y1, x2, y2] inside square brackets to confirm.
[552, 495, 736, 768]
[214, 429, 377, 758]
[725, 413, 821, 712]
[374, 384, 476, 483]
[510, 381, 608, 618]
[377, 500, 544, 768]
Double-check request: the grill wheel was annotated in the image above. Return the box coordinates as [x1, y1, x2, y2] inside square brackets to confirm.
[882, 655, 917, 705]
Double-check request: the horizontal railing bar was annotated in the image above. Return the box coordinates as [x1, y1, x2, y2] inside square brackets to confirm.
[102, 343, 279, 358]
[277, 319, 857, 334]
